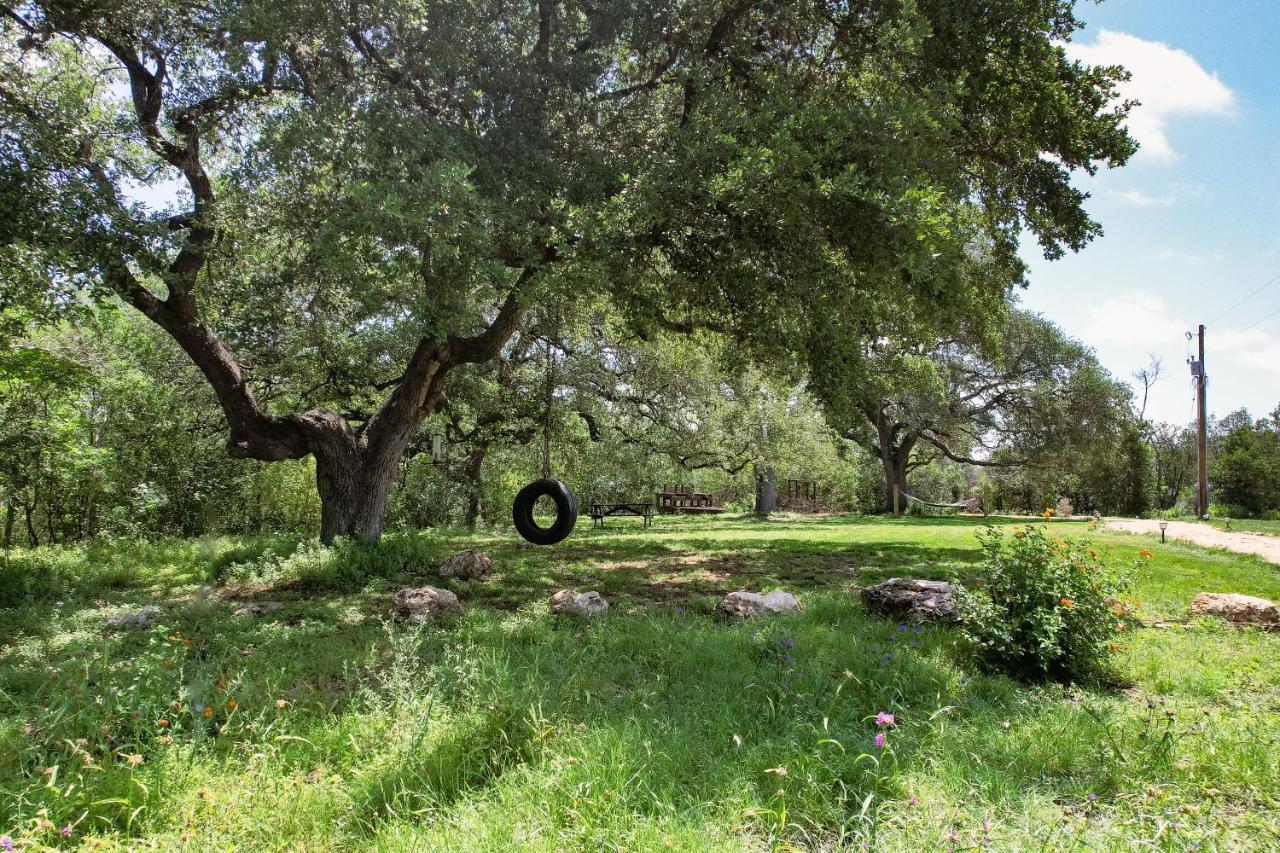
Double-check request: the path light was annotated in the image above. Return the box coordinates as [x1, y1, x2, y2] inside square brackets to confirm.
[1159, 521, 1168, 543]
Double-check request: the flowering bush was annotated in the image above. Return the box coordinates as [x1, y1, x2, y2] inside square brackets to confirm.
[956, 525, 1138, 682]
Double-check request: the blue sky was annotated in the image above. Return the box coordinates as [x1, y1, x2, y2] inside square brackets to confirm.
[1018, 0, 1280, 426]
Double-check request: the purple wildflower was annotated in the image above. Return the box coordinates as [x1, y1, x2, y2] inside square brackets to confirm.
[782, 653, 794, 666]
[1, 836, 11, 852]
[880, 653, 894, 665]
[874, 732, 886, 748]
[875, 711, 896, 727]
[1087, 793, 1097, 802]
[897, 624, 908, 633]
[781, 637, 794, 650]
[909, 794, 918, 806]
[62, 825, 72, 837]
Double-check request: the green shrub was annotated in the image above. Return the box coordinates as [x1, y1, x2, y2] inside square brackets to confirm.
[956, 524, 1138, 682]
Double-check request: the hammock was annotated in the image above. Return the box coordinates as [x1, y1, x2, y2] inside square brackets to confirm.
[900, 492, 986, 515]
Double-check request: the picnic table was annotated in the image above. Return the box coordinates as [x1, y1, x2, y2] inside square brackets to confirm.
[590, 502, 654, 528]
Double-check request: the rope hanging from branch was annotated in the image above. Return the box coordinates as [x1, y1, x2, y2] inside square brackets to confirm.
[541, 334, 554, 479]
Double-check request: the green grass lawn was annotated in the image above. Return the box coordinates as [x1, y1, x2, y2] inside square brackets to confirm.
[1198, 518, 1280, 537]
[2, 515, 1278, 850]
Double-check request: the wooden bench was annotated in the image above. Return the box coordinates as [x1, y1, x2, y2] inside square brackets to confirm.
[590, 502, 654, 528]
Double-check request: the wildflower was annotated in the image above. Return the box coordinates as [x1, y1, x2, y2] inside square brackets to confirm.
[781, 654, 794, 666]
[203, 707, 213, 718]
[158, 719, 169, 728]
[1, 835, 11, 851]
[123, 754, 143, 766]
[217, 679, 226, 690]
[909, 795, 918, 806]
[183, 639, 191, 647]
[1060, 597, 1074, 608]
[874, 732, 886, 748]
[780, 637, 793, 650]
[62, 825, 72, 837]
[897, 624, 908, 633]
[226, 699, 237, 710]
[1139, 549, 1152, 559]
[1087, 793, 1097, 802]
[275, 699, 288, 709]
[875, 711, 896, 728]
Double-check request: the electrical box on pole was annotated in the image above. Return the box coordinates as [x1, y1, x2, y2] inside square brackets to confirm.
[1187, 325, 1209, 518]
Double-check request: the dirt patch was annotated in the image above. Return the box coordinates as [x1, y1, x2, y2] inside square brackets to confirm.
[1105, 519, 1280, 566]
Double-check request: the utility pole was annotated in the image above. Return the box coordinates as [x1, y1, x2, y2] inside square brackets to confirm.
[1189, 325, 1209, 518]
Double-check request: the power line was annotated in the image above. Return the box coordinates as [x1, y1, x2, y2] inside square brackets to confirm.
[1208, 270, 1280, 326]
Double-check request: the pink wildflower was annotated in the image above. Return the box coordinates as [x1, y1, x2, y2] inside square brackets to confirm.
[874, 732, 886, 748]
[875, 711, 896, 727]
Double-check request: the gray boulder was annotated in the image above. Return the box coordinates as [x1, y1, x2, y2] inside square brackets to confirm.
[106, 605, 163, 630]
[393, 586, 462, 624]
[436, 549, 491, 580]
[717, 590, 801, 620]
[1189, 593, 1278, 628]
[860, 578, 957, 621]
[550, 589, 609, 618]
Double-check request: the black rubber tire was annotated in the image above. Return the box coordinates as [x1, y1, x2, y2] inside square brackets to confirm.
[512, 478, 578, 545]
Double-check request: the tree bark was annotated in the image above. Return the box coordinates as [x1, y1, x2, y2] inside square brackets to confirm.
[463, 447, 487, 529]
[3, 502, 13, 551]
[882, 453, 910, 515]
[754, 464, 776, 515]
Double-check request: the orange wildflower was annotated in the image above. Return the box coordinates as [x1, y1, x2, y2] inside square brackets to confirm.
[157, 719, 169, 728]
[1139, 549, 1152, 559]
[202, 707, 213, 718]
[1060, 597, 1075, 608]
[226, 699, 237, 710]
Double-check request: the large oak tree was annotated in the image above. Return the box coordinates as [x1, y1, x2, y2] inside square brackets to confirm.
[2, 0, 1133, 541]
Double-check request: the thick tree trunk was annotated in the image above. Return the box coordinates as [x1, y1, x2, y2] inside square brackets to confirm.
[313, 437, 404, 545]
[882, 453, 910, 515]
[463, 447, 487, 529]
[754, 464, 776, 515]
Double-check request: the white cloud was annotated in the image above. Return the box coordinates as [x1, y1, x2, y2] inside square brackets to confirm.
[1112, 182, 1208, 209]
[1115, 189, 1174, 208]
[1144, 248, 1213, 266]
[1214, 326, 1274, 352]
[1065, 30, 1235, 161]
[1214, 323, 1280, 375]
[1085, 290, 1184, 346]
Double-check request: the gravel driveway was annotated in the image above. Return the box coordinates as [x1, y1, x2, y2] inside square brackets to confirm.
[1105, 519, 1280, 565]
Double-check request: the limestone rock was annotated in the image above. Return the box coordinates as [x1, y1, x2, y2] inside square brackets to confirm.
[393, 586, 462, 624]
[550, 589, 609, 618]
[1189, 592, 1278, 628]
[860, 578, 957, 622]
[106, 605, 162, 630]
[717, 590, 801, 620]
[436, 549, 491, 580]
[232, 601, 283, 617]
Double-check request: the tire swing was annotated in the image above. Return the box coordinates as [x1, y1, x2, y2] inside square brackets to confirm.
[512, 335, 577, 545]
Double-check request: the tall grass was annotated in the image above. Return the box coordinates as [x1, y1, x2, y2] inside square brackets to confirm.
[1, 516, 1278, 849]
